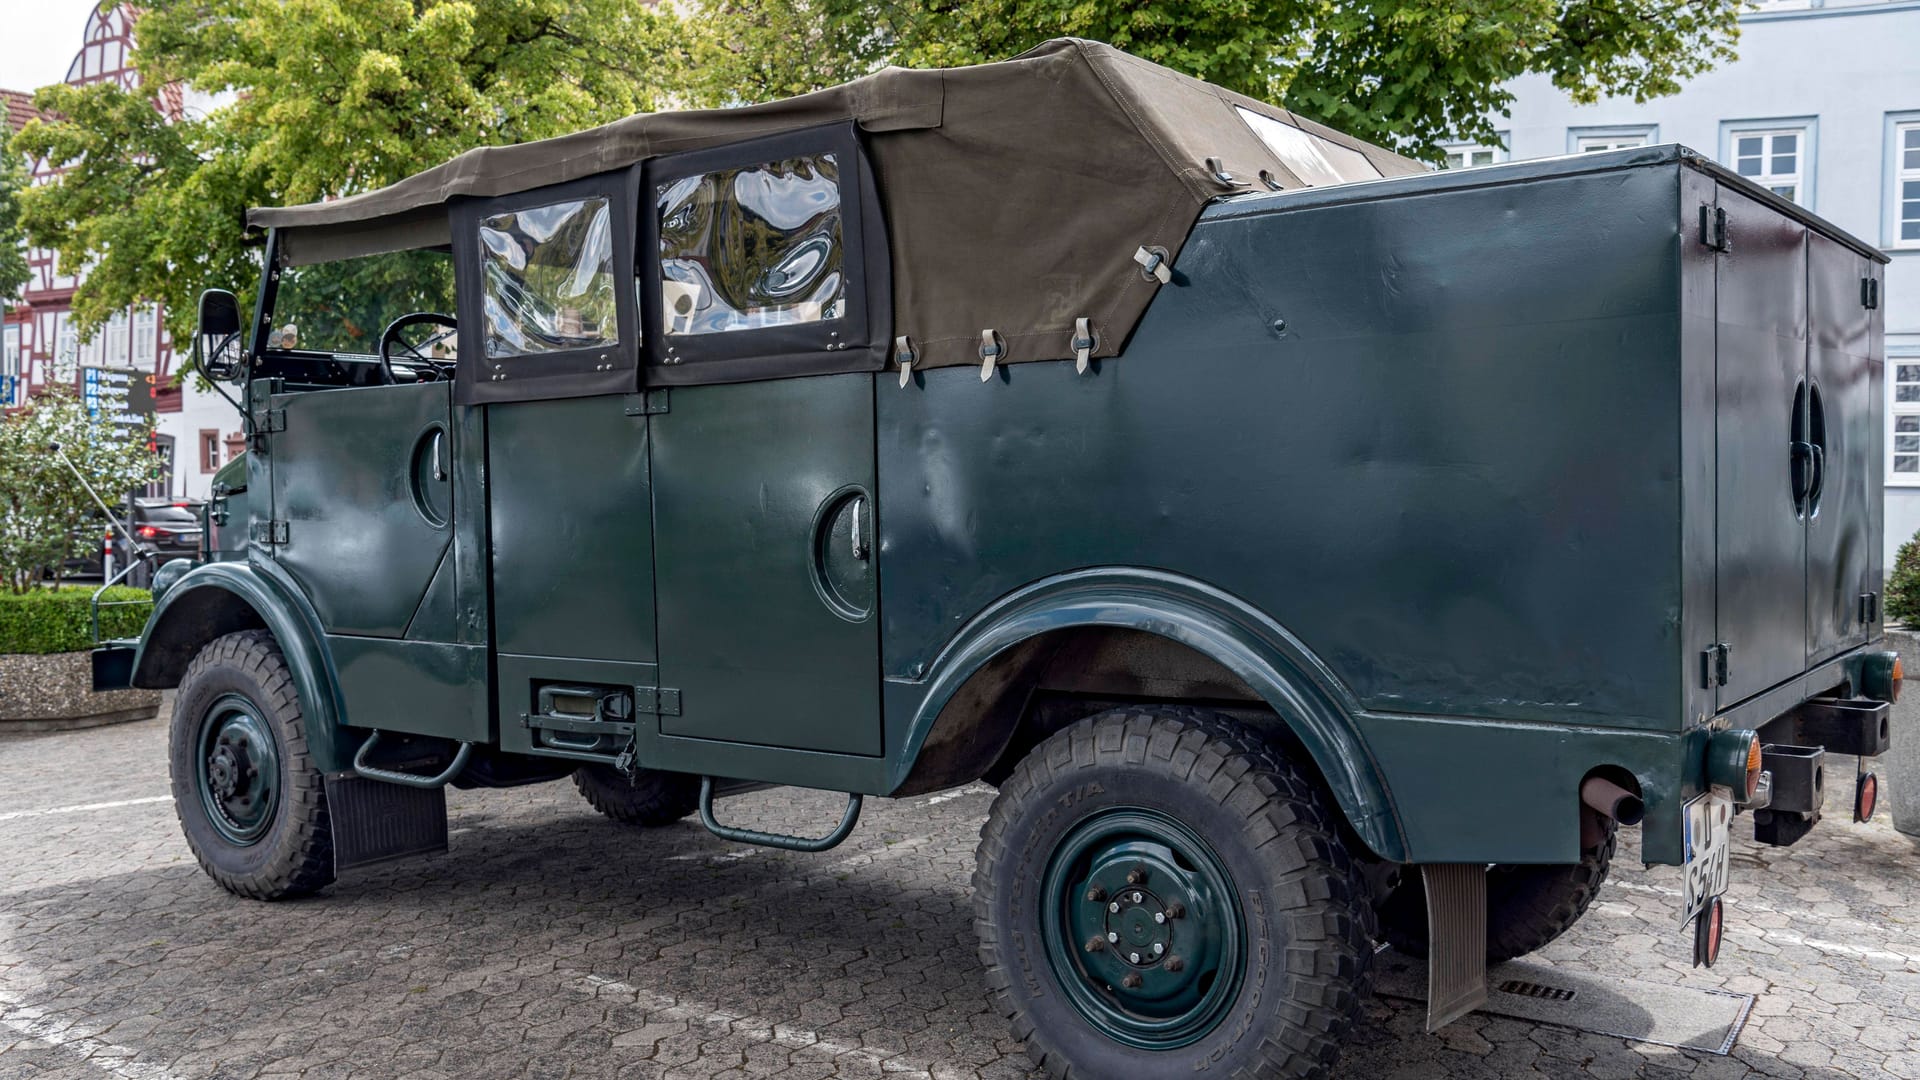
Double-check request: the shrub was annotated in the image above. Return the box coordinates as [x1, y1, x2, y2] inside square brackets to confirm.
[1888, 533, 1920, 628]
[0, 587, 151, 654]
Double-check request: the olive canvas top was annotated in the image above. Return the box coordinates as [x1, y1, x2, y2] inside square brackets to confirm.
[248, 38, 1426, 371]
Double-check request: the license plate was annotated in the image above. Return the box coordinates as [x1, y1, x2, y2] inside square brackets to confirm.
[1681, 790, 1733, 925]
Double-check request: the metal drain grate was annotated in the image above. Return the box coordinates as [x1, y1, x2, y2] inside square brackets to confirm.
[1499, 979, 1577, 1002]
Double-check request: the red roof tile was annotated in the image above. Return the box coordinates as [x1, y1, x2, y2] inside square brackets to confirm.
[2, 88, 43, 135]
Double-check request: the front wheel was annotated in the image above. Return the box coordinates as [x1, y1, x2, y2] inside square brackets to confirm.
[975, 707, 1375, 1080]
[169, 630, 334, 899]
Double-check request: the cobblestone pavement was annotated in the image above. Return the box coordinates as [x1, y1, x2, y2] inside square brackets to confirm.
[3, 711, 1919, 1079]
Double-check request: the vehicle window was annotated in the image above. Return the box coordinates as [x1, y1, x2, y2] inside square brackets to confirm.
[480, 197, 618, 357]
[270, 249, 456, 356]
[134, 502, 199, 525]
[1235, 107, 1381, 188]
[657, 153, 844, 336]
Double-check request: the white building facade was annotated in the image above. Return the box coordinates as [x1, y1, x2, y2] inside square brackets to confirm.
[1448, 0, 1920, 564]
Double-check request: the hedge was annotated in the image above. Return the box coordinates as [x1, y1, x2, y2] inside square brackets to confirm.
[1890, 534, 1920, 628]
[0, 587, 153, 655]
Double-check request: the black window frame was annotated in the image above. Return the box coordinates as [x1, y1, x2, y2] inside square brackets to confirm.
[451, 167, 642, 405]
[641, 121, 890, 386]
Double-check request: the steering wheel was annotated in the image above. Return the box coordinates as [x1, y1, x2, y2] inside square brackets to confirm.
[378, 312, 458, 384]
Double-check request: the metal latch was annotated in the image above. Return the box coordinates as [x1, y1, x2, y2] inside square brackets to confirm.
[1863, 277, 1881, 310]
[1699, 205, 1729, 252]
[250, 519, 289, 546]
[1701, 642, 1731, 689]
[1859, 592, 1880, 626]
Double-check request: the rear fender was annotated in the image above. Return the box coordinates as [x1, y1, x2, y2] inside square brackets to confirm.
[131, 559, 351, 773]
[893, 568, 1408, 862]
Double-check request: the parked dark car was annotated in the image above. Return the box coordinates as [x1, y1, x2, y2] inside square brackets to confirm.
[112, 499, 205, 586]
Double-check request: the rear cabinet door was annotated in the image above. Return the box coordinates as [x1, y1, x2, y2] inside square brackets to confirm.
[1807, 234, 1882, 662]
[1714, 185, 1809, 705]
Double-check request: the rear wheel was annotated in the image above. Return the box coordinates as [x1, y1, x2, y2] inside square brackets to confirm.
[572, 764, 700, 826]
[1377, 823, 1616, 963]
[169, 630, 334, 900]
[975, 706, 1374, 1080]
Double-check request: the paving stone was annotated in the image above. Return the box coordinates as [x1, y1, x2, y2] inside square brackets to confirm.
[3, 717, 1918, 1078]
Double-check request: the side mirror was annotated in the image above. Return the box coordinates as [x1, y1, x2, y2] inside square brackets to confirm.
[195, 289, 245, 380]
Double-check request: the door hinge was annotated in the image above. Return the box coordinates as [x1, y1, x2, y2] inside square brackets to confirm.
[1863, 277, 1881, 310]
[1860, 592, 1880, 626]
[250, 519, 289, 546]
[1699, 205, 1730, 252]
[633, 686, 682, 716]
[624, 389, 669, 416]
[1701, 642, 1731, 689]
[247, 409, 285, 450]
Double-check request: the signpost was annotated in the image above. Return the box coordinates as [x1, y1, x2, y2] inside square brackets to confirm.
[80, 366, 156, 428]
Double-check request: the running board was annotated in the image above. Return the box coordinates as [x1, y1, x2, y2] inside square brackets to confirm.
[1422, 863, 1490, 1030]
[696, 777, 862, 852]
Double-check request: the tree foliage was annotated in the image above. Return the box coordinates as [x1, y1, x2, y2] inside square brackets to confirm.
[0, 145, 28, 303]
[0, 386, 158, 593]
[12, 0, 687, 353]
[688, 0, 1743, 161]
[10, 0, 1742, 353]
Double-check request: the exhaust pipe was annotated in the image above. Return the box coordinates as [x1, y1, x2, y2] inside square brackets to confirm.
[1581, 776, 1645, 827]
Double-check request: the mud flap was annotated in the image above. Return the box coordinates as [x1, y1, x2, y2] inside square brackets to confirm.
[1423, 863, 1489, 1031]
[324, 773, 448, 872]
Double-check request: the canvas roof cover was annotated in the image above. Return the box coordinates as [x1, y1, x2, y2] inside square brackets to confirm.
[249, 38, 1426, 370]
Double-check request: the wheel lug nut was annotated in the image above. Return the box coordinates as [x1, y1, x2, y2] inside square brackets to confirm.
[1153, 943, 1164, 956]
[1154, 912, 1166, 924]
[1129, 952, 1140, 963]
[1121, 973, 1143, 989]
[1107, 932, 1118, 943]
[1127, 866, 1148, 885]
[1165, 902, 1185, 920]
[1086, 885, 1107, 903]
[1131, 892, 1142, 903]
[1085, 937, 1105, 953]
[1165, 956, 1185, 972]
[1108, 902, 1119, 913]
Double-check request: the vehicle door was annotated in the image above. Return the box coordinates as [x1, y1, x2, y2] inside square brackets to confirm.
[1806, 232, 1884, 664]
[641, 123, 891, 757]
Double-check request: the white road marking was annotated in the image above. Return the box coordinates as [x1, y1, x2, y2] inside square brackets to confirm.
[0, 796, 170, 824]
[0, 989, 178, 1080]
[575, 974, 932, 1076]
[925, 784, 993, 806]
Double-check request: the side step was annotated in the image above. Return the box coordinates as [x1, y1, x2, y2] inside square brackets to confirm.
[696, 777, 862, 852]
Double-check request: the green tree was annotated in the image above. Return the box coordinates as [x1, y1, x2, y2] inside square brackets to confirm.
[12, 0, 687, 357]
[0, 386, 158, 593]
[687, 0, 1743, 162]
[0, 145, 28, 303]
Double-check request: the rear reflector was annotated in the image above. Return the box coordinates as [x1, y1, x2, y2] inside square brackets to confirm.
[1856, 772, 1878, 824]
[1693, 896, 1725, 968]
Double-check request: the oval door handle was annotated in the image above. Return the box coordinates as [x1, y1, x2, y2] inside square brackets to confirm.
[1789, 441, 1813, 510]
[431, 429, 447, 482]
[851, 496, 869, 561]
[1808, 444, 1825, 510]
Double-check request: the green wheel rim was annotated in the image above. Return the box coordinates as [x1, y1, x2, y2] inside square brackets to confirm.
[1040, 807, 1246, 1050]
[195, 694, 281, 846]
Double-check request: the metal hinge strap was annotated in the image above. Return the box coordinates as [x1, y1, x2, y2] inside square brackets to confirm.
[1701, 642, 1731, 689]
[251, 519, 289, 545]
[633, 686, 682, 717]
[623, 389, 669, 416]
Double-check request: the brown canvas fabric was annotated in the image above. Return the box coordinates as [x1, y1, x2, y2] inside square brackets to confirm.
[250, 38, 1424, 369]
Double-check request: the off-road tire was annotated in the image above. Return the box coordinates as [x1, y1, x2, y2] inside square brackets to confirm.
[1378, 822, 1616, 963]
[573, 764, 700, 826]
[975, 706, 1375, 1080]
[169, 630, 334, 899]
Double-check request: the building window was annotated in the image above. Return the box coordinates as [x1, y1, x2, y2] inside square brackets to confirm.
[1570, 127, 1656, 154]
[133, 306, 157, 367]
[2, 325, 18, 406]
[1720, 121, 1813, 205]
[1895, 362, 1920, 479]
[105, 309, 129, 367]
[1442, 140, 1507, 170]
[1893, 120, 1920, 246]
[199, 429, 220, 473]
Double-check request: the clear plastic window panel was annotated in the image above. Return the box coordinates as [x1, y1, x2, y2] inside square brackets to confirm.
[657, 153, 845, 336]
[1235, 108, 1380, 187]
[480, 197, 618, 357]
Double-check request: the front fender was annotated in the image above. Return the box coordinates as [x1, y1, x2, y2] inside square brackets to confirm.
[893, 567, 1408, 862]
[132, 559, 351, 773]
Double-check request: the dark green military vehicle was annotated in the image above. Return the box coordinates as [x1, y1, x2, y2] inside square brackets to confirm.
[96, 38, 1900, 1080]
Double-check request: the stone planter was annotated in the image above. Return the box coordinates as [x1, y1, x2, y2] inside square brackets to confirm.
[0, 651, 162, 732]
[1885, 629, 1920, 838]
